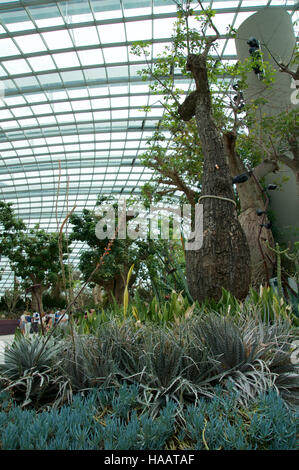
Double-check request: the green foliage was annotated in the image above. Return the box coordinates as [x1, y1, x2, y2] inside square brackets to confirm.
[262, 241, 299, 323]
[10, 227, 68, 286]
[246, 108, 298, 159]
[3, 289, 21, 315]
[200, 286, 298, 326]
[0, 201, 26, 281]
[69, 196, 141, 289]
[42, 292, 67, 310]
[0, 203, 71, 304]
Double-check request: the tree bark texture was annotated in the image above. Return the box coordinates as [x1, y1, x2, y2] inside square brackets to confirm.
[182, 54, 251, 302]
[223, 132, 276, 288]
[100, 272, 128, 305]
[31, 284, 46, 314]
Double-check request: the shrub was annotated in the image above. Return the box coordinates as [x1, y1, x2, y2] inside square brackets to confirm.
[0, 384, 297, 450]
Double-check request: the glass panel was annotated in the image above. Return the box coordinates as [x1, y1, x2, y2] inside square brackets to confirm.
[123, 0, 151, 16]
[37, 115, 57, 125]
[103, 46, 127, 63]
[92, 0, 122, 19]
[19, 118, 38, 127]
[106, 65, 128, 79]
[52, 101, 72, 113]
[75, 112, 93, 122]
[77, 49, 104, 66]
[28, 55, 56, 72]
[88, 86, 109, 96]
[55, 114, 75, 123]
[153, 18, 176, 38]
[38, 73, 61, 87]
[84, 67, 106, 81]
[93, 110, 111, 120]
[6, 21, 34, 32]
[4, 96, 26, 106]
[90, 97, 110, 108]
[0, 9, 29, 25]
[14, 75, 40, 89]
[42, 30, 73, 50]
[0, 38, 20, 57]
[29, 4, 64, 27]
[60, 0, 93, 23]
[109, 85, 128, 95]
[71, 100, 91, 111]
[14, 34, 47, 54]
[98, 23, 126, 43]
[2, 59, 31, 75]
[126, 20, 153, 41]
[52, 51, 80, 68]
[66, 90, 87, 100]
[31, 104, 52, 115]
[61, 70, 84, 83]
[11, 106, 33, 117]
[72, 26, 99, 47]
[0, 64, 7, 77]
[46, 90, 68, 101]
[25, 92, 47, 103]
[110, 96, 128, 107]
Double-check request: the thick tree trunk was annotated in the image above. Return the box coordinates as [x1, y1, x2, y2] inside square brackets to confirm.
[182, 54, 251, 303]
[223, 132, 276, 288]
[31, 284, 46, 314]
[101, 273, 127, 305]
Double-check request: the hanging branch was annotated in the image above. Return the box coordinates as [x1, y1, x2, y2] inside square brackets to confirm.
[55, 162, 77, 307]
[65, 176, 75, 307]
[55, 161, 67, 302]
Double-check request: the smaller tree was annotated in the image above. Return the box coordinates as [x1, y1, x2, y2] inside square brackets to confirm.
[69, 196, 141, 304]
[3, 275, 22, 314]
[0, 201, 26, 279]
[1, 208, 70, 315]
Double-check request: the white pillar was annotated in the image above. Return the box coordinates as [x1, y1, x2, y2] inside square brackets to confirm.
[235, 7, 299, 245]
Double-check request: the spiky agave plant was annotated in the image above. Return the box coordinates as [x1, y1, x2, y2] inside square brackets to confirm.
[190, 312, 299, 407]
[0, 334, 72, 408]
[61, 318, 147, 392]
[243, 318, 299, 406]
[61, 330, 118, 392]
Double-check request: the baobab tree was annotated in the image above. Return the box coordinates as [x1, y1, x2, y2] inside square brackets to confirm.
[133, 2, 252, 302]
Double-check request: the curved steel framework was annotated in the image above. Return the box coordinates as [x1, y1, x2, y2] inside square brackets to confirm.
[0, 0, 297, 294]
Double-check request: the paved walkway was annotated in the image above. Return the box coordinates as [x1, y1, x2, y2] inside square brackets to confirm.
[0, 334, 15, 364]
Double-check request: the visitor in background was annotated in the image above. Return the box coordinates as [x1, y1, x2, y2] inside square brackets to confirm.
[54, 310, 61, 326]
[59, 309, 69, 328]
[32, 311, 40, 333]
[45, 310, 53, 331]
[19, 311, 32, 335]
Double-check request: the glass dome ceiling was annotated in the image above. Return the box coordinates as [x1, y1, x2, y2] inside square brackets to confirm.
[0, 0, 298, 294]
